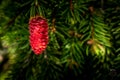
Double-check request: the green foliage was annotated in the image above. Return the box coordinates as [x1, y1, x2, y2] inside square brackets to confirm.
[0, 0, 120, 80]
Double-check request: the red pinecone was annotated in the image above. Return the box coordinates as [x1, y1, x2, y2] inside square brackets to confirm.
[29, 16, 49, 55]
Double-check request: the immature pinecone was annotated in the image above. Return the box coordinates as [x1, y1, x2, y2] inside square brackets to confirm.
[29, 16, 49, 55]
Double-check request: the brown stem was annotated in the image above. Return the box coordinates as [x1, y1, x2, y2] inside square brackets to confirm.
[70, 0, 73, 11]
[91, 17, 94, 39]
[50, 7, 56, 32]
[89, 6, 94, 14]
[52, 18, 56, 27]
[89, 6, 94, 38]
